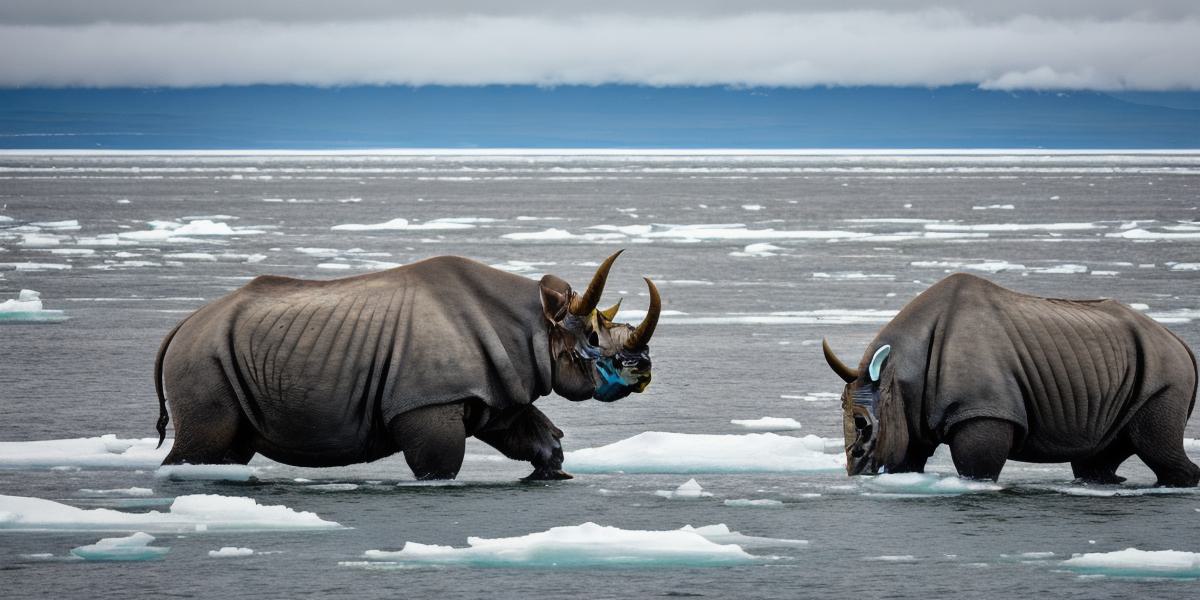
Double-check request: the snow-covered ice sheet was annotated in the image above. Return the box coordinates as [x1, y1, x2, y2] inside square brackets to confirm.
[354, 522, 788, 568]
[730, 417, 803, 431]
[0, 435, 168, 469]
[1060, 548, 1200, 579]
[0, 289, 68, 323]
[156, 464, 260, 482]
[0, 493, 342, 532]
[71, 532, 169, 561]
[119, 219, 265, 242]
[861, 473, 1002, 496]
[564, 431, 844, 474]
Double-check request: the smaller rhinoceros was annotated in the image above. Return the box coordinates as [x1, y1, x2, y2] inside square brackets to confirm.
[822, 273, 1199, 486]
[154, 251, 659, 480]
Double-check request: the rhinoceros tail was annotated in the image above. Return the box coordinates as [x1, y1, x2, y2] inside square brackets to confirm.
[155, 317, 189, 449]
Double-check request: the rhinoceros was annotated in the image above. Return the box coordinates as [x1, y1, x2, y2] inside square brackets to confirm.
[154, 251, 659, 480]
[822, 273, 1199, 486]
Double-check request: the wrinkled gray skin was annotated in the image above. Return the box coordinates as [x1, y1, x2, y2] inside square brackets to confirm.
[824, 273, 1199, 486]
[155, 253, 659, 480]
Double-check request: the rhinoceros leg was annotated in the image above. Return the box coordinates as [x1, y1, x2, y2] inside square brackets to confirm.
[475, 405, 571, 481]
[947, 417, 1015, 482]
[1071, 437, 1133, 484]
[161, 361, 254, 466]
[390, 402, 467, 480]
[1126, 386, 1200, 487]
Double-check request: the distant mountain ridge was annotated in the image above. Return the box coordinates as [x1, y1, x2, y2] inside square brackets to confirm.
[0, 85, 1196, 149]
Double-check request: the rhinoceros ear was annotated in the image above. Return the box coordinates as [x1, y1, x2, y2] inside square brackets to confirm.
[869, 345, 892, 382]
[539, 275, 572, 323]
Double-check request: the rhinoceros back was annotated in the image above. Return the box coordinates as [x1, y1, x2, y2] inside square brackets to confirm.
[215, 257, 553, 455]
[887, 274, 1191, 459]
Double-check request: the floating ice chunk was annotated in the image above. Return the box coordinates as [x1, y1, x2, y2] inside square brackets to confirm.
[1061, 548, 1200, 578]
[910, 260, 1025, 273]
[863, 555, 917, 562]
[491, 260, 556, 273]
[0, 435, 168, 469]
[741, 204, 763, 211]
[166, 252, 218, 262]
[0, 289, 68, 323]
[0, 262, 72, 271]
[79, 488, 155, 497]
[358, 522, 761, 568]
[317, 262, 354, 270]
[972, 205, 1015, 210]
[155, 464, 259, 482]
[295, 247, 340, 257]
[0, 215, 12, 222]
[730, 242, 783, 257]
[1035, 264, 1088, 274]
[925, 222, 1100, 232]
[304, 483, 359, 492]
[812, 272, 895, 281]
[20, 233, 63, 247]
[331, 218, 474, 231]
[862, 473, 1002, 496]
[1107, 228, 1200, 240]
[730, 417, 803, 431]
[31, 220, 81, 231]
[1169, 263, 1200, 271]
[724, 499, 784, 508]
[781, 392, 840, 403]
[645, 224, 870, 241]
[71, 532, 169, 561]
[655, 479, 714, 499]
[658, 309, 898, 326]
[209, 547, 255, 558]
[0, 493, 341, 532]
[502, 228, 579, 241]
[564, 432, 843, 474]
[1034, 485, 1194, 498]
[1145, 309, 1200, 324]
[48, 248, 95, 256]
[588, 224, 654, 236]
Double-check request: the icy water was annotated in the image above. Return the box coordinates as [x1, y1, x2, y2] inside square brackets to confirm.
[2, 152, 1200, 598]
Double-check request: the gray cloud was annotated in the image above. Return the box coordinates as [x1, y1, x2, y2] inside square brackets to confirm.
[0, 8, 1197, 90]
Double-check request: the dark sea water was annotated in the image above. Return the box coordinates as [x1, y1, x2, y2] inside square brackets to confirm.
[1, 152, 1199, 599]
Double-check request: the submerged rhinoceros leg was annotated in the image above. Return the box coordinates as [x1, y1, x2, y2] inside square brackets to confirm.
[1071, 436, 1133, 484]
[390, 402, 467, 480]
[475, 405, 571, 481]
[1126, 385, 1200, 487]
[161, 360, 254, 466]
[947, 417, 1015, 482]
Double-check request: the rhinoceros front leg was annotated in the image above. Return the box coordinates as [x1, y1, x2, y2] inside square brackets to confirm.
[475, 405, 572, 481]
[390, 402, 467, 480]
[947, 417, 1015, 482]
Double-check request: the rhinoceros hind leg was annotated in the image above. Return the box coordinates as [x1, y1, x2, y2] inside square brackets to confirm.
[475, 405, 571, 481]
[1127, 386, 1200, 487]
[161, 365, 253, 466]
[1071, 437, 1132, 484]
[391, 402, 467, 480]
[947, 417, 1015, 482]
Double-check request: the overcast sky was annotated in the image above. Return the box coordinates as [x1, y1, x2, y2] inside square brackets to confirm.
[1, 1, 1197, 90]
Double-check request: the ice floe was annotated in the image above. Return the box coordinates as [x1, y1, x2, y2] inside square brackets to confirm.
[723, 498, 784, 508]
[972, 204, 1015, 210]
[1031, 485, 1194, 498]
[79, 487, 155, 497]
[331, 218, 475, 231]
[123, 219, 265, 241]
[1107, 228, 1200, 241]
[729, 242, 783, 257]
[658, 309, 898, 326]
[0, 262, 72, 271]
[655, 479, 714, 499]
[925, 222, 1100, 232]
[209, 547, 255, 558]
[355, 522, 779, 568]
[1169, 263, 1200, 271]
[1060, 548, 1200, 578]
[861, 473, 1002, 496]
[678, 524, 806, 548]
[71, 532, 169, 561]
[0, 289, 68, 323]
[0, 435, 168, 469]
[730, 417, 803, 431]
[564, 431, 843, 474]
[155, 464, 260, 482]
[0, 493, 341, 532]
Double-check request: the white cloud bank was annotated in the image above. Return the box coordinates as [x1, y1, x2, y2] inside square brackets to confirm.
[0, 10, 1197, 90]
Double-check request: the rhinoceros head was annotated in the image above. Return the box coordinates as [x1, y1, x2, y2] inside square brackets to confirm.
[823, 340, 909, 475]
[539, 250, 659, 402]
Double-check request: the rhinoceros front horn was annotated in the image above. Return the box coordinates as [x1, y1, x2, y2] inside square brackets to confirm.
[569, 250, 624, 316]
[823, 339, 860, 383]
[625, 277, 660, 350]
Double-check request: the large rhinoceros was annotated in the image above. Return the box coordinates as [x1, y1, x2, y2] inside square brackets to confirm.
[154, 251, 659, 480]
[822, 273, 1198, 486]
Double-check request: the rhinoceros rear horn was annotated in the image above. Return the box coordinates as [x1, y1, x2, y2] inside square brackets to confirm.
[823, 339, 859, 383]
[569, 250, 624, 316]
[624, 277, 660, 350]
